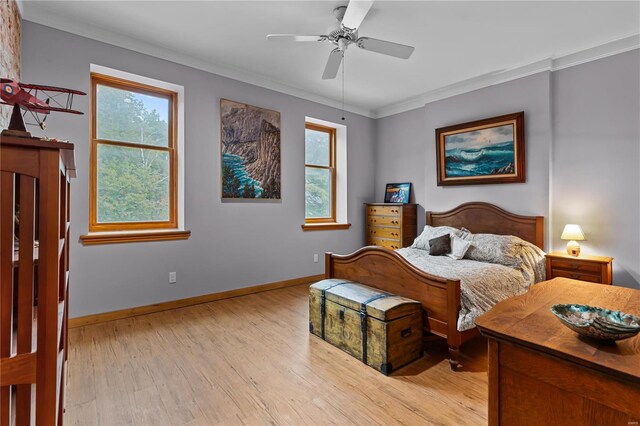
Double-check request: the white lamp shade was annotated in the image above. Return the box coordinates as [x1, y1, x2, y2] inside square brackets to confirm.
[561, 224, 585, 241]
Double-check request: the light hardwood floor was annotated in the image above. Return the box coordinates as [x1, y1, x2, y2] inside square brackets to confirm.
[65, 284, 488, 425]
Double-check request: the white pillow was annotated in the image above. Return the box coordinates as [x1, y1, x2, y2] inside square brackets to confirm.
[459, 227, 473, 239]
[411, 225, 461, 251]
[447, 234, 471, 260]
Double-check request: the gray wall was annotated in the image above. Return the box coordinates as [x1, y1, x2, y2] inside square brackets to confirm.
[374, 107, 428, 226]
[21, 22, 376, 317]
[552, 50, 640, 288]
[375, 72, 552, 237]
[376, 51, 640, 289]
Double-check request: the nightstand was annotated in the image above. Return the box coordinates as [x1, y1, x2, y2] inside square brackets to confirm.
[545, 252, 613, 285]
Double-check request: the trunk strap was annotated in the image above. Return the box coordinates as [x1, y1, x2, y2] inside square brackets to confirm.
[360, 293, 390, 365]
[320, 280, 351, 339]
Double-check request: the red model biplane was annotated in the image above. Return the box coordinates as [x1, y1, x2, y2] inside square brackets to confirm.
[1, 78, 86, 135]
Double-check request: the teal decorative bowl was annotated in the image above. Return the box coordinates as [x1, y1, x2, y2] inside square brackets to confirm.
[550, 304, 640, 341]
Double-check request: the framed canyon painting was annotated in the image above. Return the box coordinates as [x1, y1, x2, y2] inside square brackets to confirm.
[435, 112, 525, 186]
[220, 99, 281, 199]
[0, 0, 21, 129]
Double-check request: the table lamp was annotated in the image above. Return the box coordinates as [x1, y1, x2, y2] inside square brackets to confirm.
[561, 224, 585, 257]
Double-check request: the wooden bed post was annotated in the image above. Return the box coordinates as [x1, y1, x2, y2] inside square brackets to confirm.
[446, 279, 462, 370]
[325, 252, 334, 278]
[535, 216, 545, 250]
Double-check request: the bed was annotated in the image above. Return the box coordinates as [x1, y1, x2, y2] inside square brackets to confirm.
[324, 202, 544, 369]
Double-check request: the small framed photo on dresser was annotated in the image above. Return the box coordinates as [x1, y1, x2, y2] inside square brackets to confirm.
[384, 183, 411, 204]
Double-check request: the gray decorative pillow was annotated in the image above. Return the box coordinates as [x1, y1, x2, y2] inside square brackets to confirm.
[411, 225, 461, 251]
[463, 233, 524, 267]
[428, 234, 451, 256]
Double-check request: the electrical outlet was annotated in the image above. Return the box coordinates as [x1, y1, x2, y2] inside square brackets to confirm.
[169, 272, 177, 284]
[313, 254, 319, 263]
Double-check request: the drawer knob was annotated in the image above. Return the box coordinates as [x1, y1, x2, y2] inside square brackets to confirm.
[571, 273, 580, 279]
[571, 263, 579, 269]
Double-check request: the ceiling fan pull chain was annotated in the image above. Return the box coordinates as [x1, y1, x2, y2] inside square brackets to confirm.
[341, 52, 344, 120]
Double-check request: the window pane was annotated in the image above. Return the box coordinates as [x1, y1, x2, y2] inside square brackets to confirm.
[96, 84, 170, 147]
[305, 128, 330, 166]
[305, 167, 332, 218]
[97, 144, 170, 223]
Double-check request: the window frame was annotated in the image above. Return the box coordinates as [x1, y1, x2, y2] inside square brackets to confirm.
[89, 73, 178, 232]
[304, 122, 337, 224]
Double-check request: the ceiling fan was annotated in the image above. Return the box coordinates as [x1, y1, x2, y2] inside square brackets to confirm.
[267, 0, 415, 80]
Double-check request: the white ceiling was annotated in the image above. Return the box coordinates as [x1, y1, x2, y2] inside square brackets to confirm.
[22, 1, 640, 117]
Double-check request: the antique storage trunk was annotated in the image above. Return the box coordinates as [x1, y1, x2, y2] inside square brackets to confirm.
[309, 279, 423, 375]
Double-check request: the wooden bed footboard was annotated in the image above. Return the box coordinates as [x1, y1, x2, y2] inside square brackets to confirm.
[325, 246, 468, 368]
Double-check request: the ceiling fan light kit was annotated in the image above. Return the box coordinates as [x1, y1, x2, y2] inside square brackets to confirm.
[266, 0, 415, 80]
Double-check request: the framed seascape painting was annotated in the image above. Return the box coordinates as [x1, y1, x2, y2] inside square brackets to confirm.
[435, 112, 525, 186]
[220, 99, 281, 199]
[384, 183, 411, 204]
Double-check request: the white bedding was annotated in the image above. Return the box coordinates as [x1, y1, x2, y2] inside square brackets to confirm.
[396, 243, 545, 331]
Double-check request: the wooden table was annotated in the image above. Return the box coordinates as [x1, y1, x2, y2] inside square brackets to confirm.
[476, 278, 640, 426]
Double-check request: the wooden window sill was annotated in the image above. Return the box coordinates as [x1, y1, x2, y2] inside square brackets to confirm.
[301, 223, 351, 231]
[80, 229, 191, 245]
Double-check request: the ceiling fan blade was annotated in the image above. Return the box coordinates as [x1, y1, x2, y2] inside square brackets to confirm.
[356, 37, 415, 59]
[322, 49, 343, 80]
[266, 34, 326, 42]
[341, 0, 374, 31]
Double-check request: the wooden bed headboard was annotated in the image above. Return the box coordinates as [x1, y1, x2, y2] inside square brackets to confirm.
[426, 202, 544, 249]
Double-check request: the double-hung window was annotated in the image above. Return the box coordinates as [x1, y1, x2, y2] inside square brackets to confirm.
[89, 73, 177, 233]
[304, 123, 336, 223]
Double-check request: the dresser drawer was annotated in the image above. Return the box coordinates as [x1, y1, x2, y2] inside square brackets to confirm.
[550, 259, 601, 274]
[366, 205, 401, 217]
[368, 227, 402, 240]
[364, 203, 416, 250]
[367, 216, 401, 227]
[367, 237, 401, 250]
[551, 269, 602, 283]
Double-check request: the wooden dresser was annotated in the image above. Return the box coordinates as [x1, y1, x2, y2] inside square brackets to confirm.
[365, 203, 417, 250]
[546, 251, 613, 284]
[476, 278, 640, 426]
[1, 135, 75, 425]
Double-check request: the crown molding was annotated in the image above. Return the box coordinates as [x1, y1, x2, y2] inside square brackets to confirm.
[372, 58, 552, 118]
[373, 34, 640, 118]
[21, 6, 376, 118]
[551, 33, 640, 71]
[20, 3, 639, 121]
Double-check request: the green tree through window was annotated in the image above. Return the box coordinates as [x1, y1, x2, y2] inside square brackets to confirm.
[90, 74, 177, 231]
[305, 123, 335, 222]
